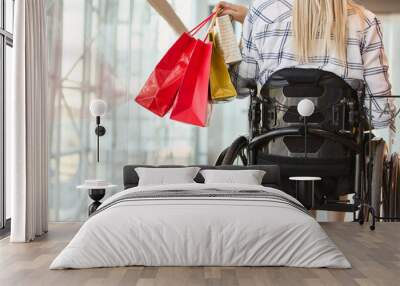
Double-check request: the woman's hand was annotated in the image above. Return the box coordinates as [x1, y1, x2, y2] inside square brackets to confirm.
[213, 1, 249, 24]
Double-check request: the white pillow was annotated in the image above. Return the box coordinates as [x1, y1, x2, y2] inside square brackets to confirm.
[200, 169, 266, 185]
[135, 167, 200, 186]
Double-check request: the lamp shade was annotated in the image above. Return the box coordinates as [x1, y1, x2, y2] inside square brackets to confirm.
[90, 99, 107, 117]
[297, 99, 315, 117]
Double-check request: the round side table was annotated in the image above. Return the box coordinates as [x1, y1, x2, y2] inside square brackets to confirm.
[289, 176, 322, 209]
[77, 184, 117, 215]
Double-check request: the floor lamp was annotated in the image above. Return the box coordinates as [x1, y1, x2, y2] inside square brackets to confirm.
[81, 99, 109, 216]
[90, 99, 107, 162]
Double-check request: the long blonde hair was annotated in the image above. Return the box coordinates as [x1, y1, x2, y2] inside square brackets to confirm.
[293, 0, 359, 63]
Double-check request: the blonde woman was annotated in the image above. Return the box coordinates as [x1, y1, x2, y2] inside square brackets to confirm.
[215, 0, 395, 221]
[216, 0, 394, 128]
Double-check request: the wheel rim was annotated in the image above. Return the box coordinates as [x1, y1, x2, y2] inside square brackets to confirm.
[222, 136, 249, 166]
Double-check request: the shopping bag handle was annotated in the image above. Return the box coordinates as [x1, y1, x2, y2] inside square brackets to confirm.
[189, 11, 218, 36]
[204, 10, 221, 41]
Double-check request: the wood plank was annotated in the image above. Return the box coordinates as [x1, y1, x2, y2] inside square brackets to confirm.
[0, 223, 400, 286]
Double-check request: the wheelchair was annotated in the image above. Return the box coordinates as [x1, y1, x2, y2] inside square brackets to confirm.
[216, 68, 388, 229]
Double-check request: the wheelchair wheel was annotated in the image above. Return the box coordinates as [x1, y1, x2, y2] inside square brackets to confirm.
[382, 155, 391, 220]
[370, 139, 387, 218]
[215, 147, 228, 166]
[222, 136, 249, 165]
[393, 155, 400, 219]
[383, 153, 400, 220]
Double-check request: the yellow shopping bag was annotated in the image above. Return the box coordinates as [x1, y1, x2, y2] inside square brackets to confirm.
[208, 30, 237, 102]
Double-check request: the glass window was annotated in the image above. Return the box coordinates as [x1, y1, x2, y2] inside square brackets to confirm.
[5, 44, 12, 219]
[1, 0, 14, 229]
[5, 0, 14, 33]
[377, 14, 400, 150]
[0, 1, 2, 29]
[47, 0, 248, 221]
[0, 38, 3, 228]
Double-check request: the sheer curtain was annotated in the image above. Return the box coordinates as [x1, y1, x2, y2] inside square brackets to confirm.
[7, 0, 49, 242]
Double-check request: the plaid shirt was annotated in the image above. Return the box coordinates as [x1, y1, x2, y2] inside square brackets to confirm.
[232, 0, 395, 129]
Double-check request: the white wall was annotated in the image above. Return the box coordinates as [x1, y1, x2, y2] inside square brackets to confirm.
[379, 14, 400, 153]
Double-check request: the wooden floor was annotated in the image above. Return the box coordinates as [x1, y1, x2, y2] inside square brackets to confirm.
[0, 223, 399, 286]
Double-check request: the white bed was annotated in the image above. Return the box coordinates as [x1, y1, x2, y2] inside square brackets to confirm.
[50, 183, 351, 269]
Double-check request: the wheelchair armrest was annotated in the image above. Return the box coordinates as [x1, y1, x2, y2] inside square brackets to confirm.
[248, 127, 361, 153]
[236, 78, 257, 98]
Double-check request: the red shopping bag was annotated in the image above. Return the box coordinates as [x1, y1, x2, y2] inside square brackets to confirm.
[135, 13, 216, 117]
[169, 39, 213, 127]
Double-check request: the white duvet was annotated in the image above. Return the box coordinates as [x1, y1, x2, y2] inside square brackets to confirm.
[50, 183, 351, 269]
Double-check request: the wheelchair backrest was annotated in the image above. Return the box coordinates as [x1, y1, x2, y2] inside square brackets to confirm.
[258, 68, 364, 159]
[260, 68, 364, 132]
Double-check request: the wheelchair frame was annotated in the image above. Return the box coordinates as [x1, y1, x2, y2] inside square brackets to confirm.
[216, 76, 387, 230]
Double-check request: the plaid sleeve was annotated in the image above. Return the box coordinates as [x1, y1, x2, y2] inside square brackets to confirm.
[362, 17, 396, 129]
[230, 6, 260, 93]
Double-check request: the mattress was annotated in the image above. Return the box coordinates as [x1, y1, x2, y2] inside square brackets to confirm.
[50, 183, 351, 269]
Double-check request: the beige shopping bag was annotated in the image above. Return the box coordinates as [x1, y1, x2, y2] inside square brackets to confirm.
[216, 15, 242, 64]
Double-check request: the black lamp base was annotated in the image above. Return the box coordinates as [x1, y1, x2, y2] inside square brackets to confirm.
[88, 189, 105, 215]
